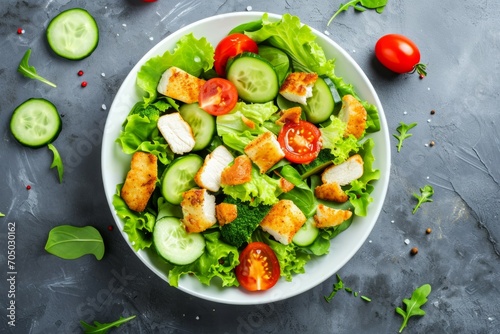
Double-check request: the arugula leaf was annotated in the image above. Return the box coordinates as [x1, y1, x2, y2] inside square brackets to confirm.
[80, 315, 136, 334]
[393, 122, 417, 152]
[48, 143, 64, 183]
[18, 49, 57, 87]
[396, 284, 431, 333]
[0, 212, 5, 217]
[412, 185, 434, 214]
[45, 225, 105, 260]
[328, 0, 388, 26]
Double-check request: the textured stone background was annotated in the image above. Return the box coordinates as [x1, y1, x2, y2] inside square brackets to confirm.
[1, 0, 499, 333]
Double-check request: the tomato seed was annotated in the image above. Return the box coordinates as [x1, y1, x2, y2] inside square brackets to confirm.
[78, 70, 84, 76]
[81, 81, 88, 87]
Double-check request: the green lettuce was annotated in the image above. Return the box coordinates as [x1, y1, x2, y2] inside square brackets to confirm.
[112, 185, 156, 251]
[245, 13, 380, 133]
[320, 116, 360, 165]
[168, 231, 240, 287]
[222, 166, 282, 206]
[216, 101, 279, 153]
[116, 113, 173, 165]
[345, 138, 380, 216]
[136, 33, 214, 105]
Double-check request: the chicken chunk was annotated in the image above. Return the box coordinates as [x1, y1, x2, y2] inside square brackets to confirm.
[157, 112, 196, 154]
[314, 182, 348, 203]
[194, 145, 234, 192]
[313, 204, 352, 228]
[338, 94, 367, 139]
[321, 154, 364, 186]
[244, 132, 285, 174]
[220, 155, 253, 186]
[180, 188, 216, 233]
[120, 152, 158, 212]
[157, 66, 205, 104]
[260, 199, 306, 245]
[215, 203, 238, 226]
[275, 106, 302, 125]
[279, 72, 318, 105]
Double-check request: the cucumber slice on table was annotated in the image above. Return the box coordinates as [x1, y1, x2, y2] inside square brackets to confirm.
[161, 154, 204, 205]
[46, 8, 99, 60]
[226, 52, 279, 103]
[293, 217, 319, 247]
[179, 103, 215, 151]
[10, 98, 62, 148]
[153, 216, 205, 265]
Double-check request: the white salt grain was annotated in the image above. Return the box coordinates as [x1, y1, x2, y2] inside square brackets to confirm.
[404, 239, 410, 245]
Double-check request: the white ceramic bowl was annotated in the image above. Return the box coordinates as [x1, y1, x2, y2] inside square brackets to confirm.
[101, 12, 390, 305]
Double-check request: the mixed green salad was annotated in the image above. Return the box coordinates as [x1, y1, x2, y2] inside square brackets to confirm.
[112, 13, 381, 290]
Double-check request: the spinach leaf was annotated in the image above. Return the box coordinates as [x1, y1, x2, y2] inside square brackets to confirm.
[17, 49, 57, 87]
[393, 122, 417, 152]
[48, 143, 64, 183]
[396, 284, 431, 332]
[412, 185, 434, 214]
[328, 0, 388, 26]
[80, 315, 136, 334]
[45, 225, 104, 260]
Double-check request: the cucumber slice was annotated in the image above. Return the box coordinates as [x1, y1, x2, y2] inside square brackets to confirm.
[258, 45, 290, 85]
[161, 155, 204, 205]
[46, 8, 99, 60]
[322, 76, 342, 115]
[179, 103, 215, 151]
[304, 76, 335, 124]
[226, 52, 279, 103]
[10, 98, 62, 148]
[153, 216, 205, 265]
[293, 217, 319, 246]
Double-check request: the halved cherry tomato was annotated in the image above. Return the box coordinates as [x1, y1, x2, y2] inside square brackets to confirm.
[235, 242, 280, 291]
[278, 120, 322, 164]
[198, 78, 238, 116]
[214, 33, 258, 77]
[375, 34, 427, 77]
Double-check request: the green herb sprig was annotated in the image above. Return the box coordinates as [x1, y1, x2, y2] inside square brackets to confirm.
[328, 0, 388, 26]
[45, 225, 104, 260]
[393, 122, 417, 152]
[18, 49, 57, 87]
[396, 284, 431, 332]
[412, 185, 434, 214]
[80, 315, 136, 334]
[48, 143, 64, 183]
[324, 274, 371, 303]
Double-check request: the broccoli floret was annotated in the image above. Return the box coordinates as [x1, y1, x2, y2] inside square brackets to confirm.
[220, 197, 271, 248]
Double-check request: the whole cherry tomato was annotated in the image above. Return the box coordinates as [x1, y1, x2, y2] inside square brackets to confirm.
[198, 78, 238, 116]
[235, 242, 280, 291]
[214, 33, 258, 77]
[375, 34, 427, 77]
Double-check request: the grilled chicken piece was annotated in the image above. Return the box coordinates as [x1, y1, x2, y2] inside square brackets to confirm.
[279, 72, 318, 105]
[260, 199, 306, 245]
[121, 152, 157, 212]
[181, 188, 216, 233]
[338, 94, 367, 139]
[157, 66, 205, 104]
[194, 145, 234, 192]
[244, 132, 285, 174]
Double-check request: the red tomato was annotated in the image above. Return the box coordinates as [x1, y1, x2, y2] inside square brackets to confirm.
[235, 242, 280, 291]
[198, 78, 238, 116]
[375, 34, 427, 77]
[214, 33, 258, 77]
[278, 120, 322, 164]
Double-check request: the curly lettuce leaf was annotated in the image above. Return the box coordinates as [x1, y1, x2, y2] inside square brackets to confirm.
[112, 185, 156, 251]
[320, 116, 360, 165]
[136, 33, 214, 105]
[345, 138, 380, 216]
[168, 231, 240, 287]
[216, 101, 279, 153]
[116, 113, 173, 165]
[222, 166, 282, 206]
